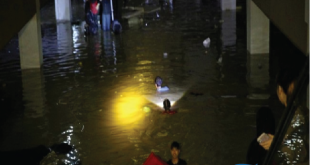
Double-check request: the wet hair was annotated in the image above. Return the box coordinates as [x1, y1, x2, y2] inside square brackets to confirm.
[276, 52, 306, 94]
[155, 76, 163, 87]
[171, 141, 180, 150]
[163, 99, 171, 110]
[276, 66, 303, 94]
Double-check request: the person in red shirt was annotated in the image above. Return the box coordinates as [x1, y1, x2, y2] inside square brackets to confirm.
[85, 0, 100, 35]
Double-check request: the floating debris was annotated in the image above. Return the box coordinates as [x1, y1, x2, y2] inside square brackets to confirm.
[203, 38, 211, 48]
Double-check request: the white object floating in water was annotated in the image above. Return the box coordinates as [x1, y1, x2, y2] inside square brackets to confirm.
[217, 57, 222, 64]
[163, 52, 168, 58]
[203, 38, 211, 48]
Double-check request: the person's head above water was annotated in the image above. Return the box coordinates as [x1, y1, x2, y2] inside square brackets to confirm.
[155, 76, 163, 88]
[276, 66, 303, 107]
[170, 141, 181, 159]
[163, 99, 171, 111]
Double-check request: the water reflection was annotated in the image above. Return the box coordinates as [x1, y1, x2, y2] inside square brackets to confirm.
[22, 69, 46, 118]
[61, 126, 80, 165]
[221, 10, 236, 52]
[102, 32, 117, 68]
[219, 10, 236, 63]
[246, 53, 269, 89]
[57, 22, 73, 55]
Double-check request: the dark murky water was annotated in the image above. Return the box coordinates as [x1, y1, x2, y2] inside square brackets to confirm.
[0, 0, 283, 164]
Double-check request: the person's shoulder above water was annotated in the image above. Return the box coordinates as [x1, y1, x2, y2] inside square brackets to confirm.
[166, 159, 187, 165]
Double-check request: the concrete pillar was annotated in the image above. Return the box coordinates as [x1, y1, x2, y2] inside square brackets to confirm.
[22, 69, 46, 118]
[218, 10, 236, 71]
[55, 0, 72, 22]
[221, 0, 236, 10]
[18, 0, 43, 69]
[246, 53, 269, 89]
[247, 0, 269, 55]
[246, 0, 270, 89]
[102, 32, 117, 68]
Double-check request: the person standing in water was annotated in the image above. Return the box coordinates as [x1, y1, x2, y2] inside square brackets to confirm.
[100, 0, 111, 31]
[85, 0, 100, 35]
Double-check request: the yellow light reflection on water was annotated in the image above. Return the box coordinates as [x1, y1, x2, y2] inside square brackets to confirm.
[113, 92, 146, 126]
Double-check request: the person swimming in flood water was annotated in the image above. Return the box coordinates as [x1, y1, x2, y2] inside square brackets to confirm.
[163, 99, 171, 112]
[155, 76, 163, 89]
[155, 76, 169, 91]
[163, 99, 177, 114]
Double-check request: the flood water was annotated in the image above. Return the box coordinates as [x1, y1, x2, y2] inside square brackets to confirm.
[0, 0, 285, 164]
